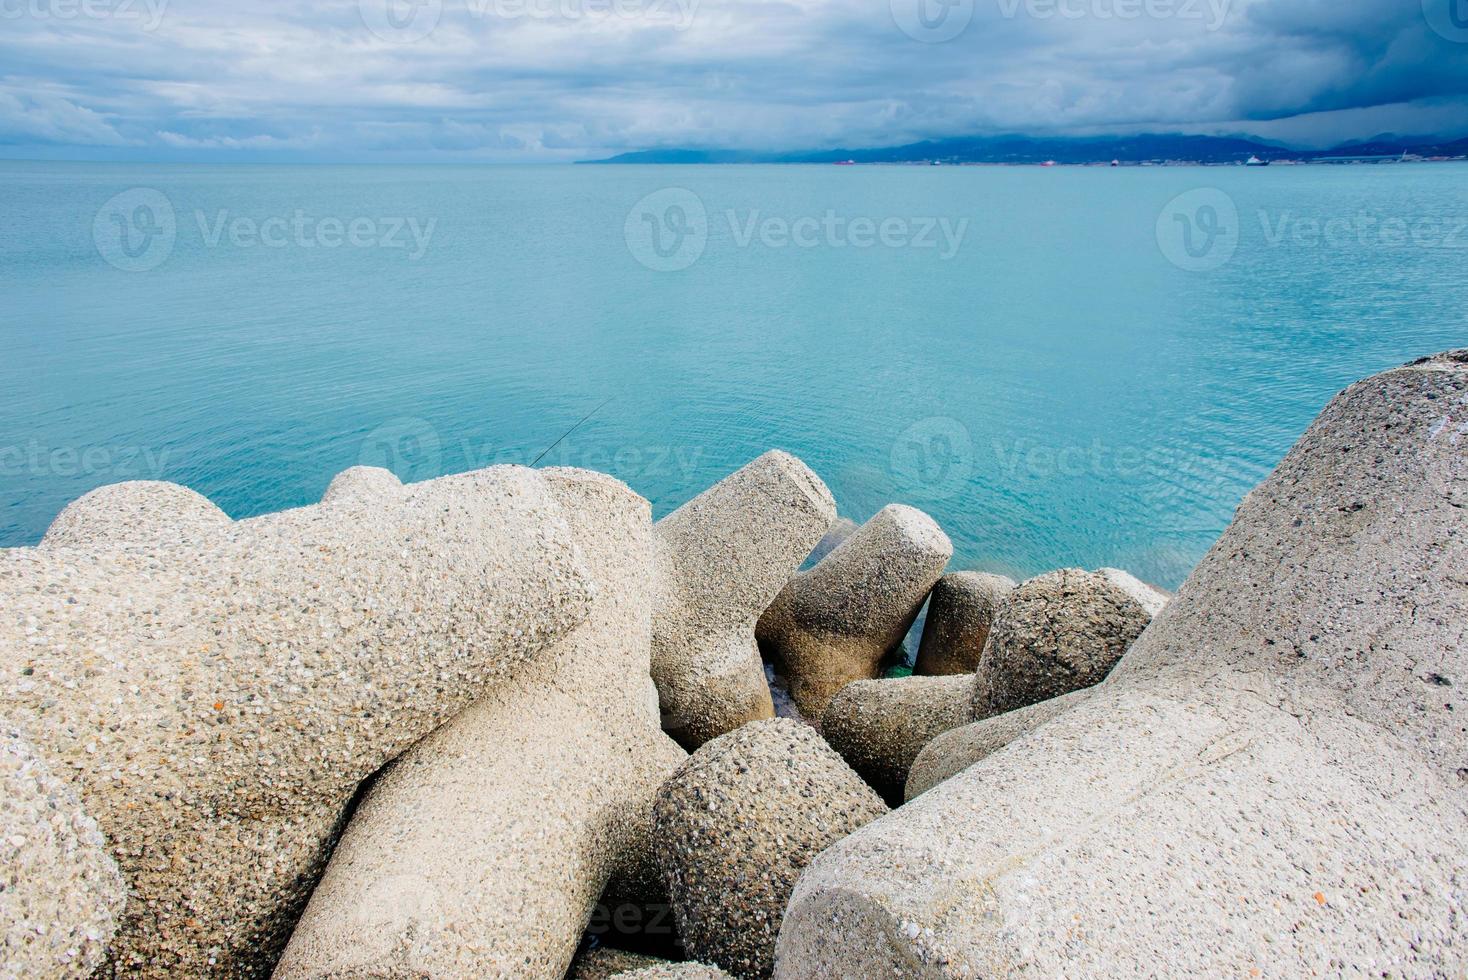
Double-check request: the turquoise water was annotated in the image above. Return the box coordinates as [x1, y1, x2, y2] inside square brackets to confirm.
[2, 161, 1465, 587]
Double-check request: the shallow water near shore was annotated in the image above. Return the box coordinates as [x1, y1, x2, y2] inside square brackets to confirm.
[2, 161, 1465, 587]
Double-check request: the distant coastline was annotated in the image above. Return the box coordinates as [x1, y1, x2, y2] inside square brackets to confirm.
[580, 132, 1468, 166]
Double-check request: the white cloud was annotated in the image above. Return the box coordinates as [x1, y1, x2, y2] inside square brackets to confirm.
[0, 88, 126, 144]
[155, 129, 319, 148]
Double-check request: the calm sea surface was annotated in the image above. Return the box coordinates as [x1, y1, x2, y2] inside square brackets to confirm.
[2, 161, 1465, 587]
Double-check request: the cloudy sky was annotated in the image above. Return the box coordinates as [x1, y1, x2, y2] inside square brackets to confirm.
[2, 0, 1466, 161]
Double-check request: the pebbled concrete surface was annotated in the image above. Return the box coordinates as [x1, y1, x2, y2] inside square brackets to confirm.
[1, 722, 124, 979]
[913, 572, 1016, 677]
[775, 351, 1468, 977]
[758, 505, 951, 718]
[273, 468, 685, 980]
[1, 465, 593, 977]
[652, 452, 836, 749]
[822, 674, 974, 804]
[653, 719, 887, 979]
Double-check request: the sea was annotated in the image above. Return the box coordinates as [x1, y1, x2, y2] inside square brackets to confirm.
[2, 160, 1465, 588]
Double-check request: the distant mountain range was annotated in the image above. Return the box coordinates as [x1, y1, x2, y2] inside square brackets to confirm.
[582, 132, 1468, 165]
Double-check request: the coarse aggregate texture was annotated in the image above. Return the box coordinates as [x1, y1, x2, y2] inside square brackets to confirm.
[611, 964, 734, 979]
[774, 351, 1468, 977]
[274, 468, 685, 979]
[904, 689, 1094, 800]
[319, 466, 408, 506]
[757, 505, 951, 718]
[1, 723, 125, 980]
[1, 464, 593, 977]
[1097, 567, 1171, 618]
[41, 480, 231, 549]
[821, 674, 974, 803]
[568, 948, 673, 980]
[912, 572, 1016, 677]
[970, 568, 1154, 719]
[652, 452, 836, 748]
[653, 719, 887, 979]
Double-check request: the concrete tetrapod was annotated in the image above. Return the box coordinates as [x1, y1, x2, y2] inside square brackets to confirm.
[895, 566, 1164, 800]
[904, 689, 1095, 800]
[821, 675, 974, 804]
[970, 567, 1157, 719]
[651, 452, 837, 748]
[274, 469, 686, 979]
[654, 719, 888, 978]
[912, 572, 1016, 677]
[0, 466, 593, 977]
[1, 723, 125, 979]
[833, 568, 1162, 803]
[757, 505, 951, 718]
[775, 352, 1468, 977]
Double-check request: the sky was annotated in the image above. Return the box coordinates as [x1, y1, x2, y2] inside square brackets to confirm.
[1, 0, 1466, 161]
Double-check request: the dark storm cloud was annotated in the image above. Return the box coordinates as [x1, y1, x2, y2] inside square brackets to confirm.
[1229, 0, 1468, 119]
